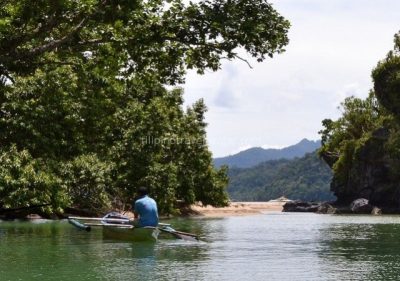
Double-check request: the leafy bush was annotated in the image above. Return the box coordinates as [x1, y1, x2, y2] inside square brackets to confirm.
[59, 154, 113, 213]
[0, 145, 66, 214]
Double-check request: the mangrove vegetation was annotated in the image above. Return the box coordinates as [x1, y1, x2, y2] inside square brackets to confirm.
[0, 0, 290, 216]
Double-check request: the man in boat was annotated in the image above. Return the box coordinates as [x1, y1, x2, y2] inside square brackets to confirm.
[132, 186, 159, 227]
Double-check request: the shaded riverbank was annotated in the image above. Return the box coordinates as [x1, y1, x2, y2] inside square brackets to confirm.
[0, 201, 286, 221]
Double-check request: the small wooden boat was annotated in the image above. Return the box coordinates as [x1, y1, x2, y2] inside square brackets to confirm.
[68, 212, 199, 242]
[100, 212, 159, 242]
[102, 225, 160, 242]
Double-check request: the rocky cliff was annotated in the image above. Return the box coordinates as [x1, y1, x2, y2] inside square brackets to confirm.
[322, 127, 400, 208]
[318, 32, 400, 211]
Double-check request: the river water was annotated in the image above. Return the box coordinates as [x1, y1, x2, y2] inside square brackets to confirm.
[1, 212, 400, 281]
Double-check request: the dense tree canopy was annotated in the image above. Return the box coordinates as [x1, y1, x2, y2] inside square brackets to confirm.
[372, 33, 400, 116]
[0, 0, 290, 216]
[0, 0, 289, 84]
[0, 64, 230, 215]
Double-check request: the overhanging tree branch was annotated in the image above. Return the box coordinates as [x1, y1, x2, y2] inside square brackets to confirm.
[3, 0, 109, 62]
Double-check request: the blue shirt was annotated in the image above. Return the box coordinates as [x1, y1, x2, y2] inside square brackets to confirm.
[134, 195, 159, 227]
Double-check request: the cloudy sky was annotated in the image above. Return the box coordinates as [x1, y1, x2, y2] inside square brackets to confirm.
[183, 0, 400, 157]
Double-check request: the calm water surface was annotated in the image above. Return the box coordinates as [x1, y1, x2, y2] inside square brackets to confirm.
[1, 213, 400, 281]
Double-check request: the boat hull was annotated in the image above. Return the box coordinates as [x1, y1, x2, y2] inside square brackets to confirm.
[102, 226, 160, 242]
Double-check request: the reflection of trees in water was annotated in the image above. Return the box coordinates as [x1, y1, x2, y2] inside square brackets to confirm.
[92, 218, 213, 281]
[97, 240, 209, 281]
[0, 221, 103, 280]
[318, 223, 400, 280]
[0, 219, 212, 281]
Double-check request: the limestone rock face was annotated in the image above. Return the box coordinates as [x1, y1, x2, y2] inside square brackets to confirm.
[326, 127, 400, 209]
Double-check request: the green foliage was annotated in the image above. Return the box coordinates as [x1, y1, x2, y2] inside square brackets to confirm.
[142, 163, 179, 215]
[0, 68, 229, 214]
[319, 31, 400, 204]
[318, 93, 390, 201]
[108, 84, 229, 213]
[0, 0, 289, 216]
[0, 66, 84, 159]
[329, 140, 355, 194]
[59, 154, 113, 213]
[372, 34, 400, 116]
[0, 145, 66, 214]
[0, 0, 289, 84]
[318, 92, 388, 165]
[228, 152, 334, 202]
[319, 92, 384, 155]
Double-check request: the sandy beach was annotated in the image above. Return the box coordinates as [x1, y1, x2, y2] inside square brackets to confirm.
[187, 201, 286, 217]
[119, 201, 286, 219]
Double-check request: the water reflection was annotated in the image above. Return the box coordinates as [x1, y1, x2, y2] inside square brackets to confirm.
[90, 240, 209, 281]
[0, 220, 210, 281]
[3, 215, 400, 280]
[318, 221, 400, 280]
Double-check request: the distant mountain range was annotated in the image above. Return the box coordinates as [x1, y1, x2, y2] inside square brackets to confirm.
[214, 139, 321, 168]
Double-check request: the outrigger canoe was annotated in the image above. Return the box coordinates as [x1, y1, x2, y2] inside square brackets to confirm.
[102, 225, 160, 242]
[68, 212, 198, 242]
[102, 212, 159, 242]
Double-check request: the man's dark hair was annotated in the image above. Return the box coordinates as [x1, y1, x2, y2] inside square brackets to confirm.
[137, 186, 148, 196]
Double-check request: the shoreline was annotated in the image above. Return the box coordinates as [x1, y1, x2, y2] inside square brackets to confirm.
[183, 201, 285, 217]
[83, 201, 286, 220]
[1, 201, 286, 221]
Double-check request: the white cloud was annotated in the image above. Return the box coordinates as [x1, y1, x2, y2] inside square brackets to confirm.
[183, 0, 400, 157]
[334, 83, 365, 107]
[213, 64, 243, 108]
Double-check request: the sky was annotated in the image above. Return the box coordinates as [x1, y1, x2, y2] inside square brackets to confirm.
[182, 0, 400, 157]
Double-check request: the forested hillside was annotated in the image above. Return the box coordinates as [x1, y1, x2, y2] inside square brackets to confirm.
[227, 152, 335, 201]
[214, 139, 320, 168]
